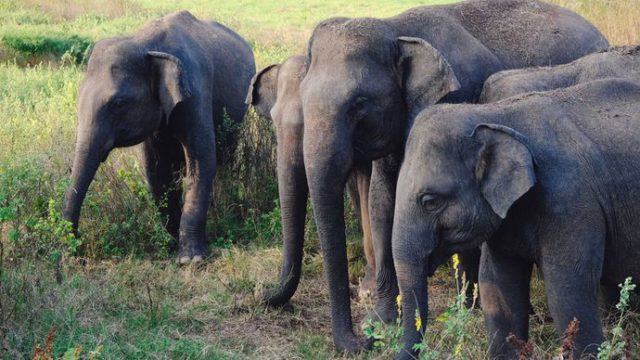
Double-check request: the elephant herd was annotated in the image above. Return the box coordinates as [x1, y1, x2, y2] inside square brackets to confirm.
[61, 1, 640, 359]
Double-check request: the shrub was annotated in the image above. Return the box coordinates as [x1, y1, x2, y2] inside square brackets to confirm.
[0, 158, 74, 261]
[1, 33, 92, 64]
[598, 277, 637, 360]
[75, 161, 173, 259]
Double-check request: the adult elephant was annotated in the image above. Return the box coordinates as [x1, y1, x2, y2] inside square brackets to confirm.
[393, 77, 640, 359]
[246, 56, 376, 304]
[481, 45, 640, 102]
[298, 0, 607, 353]
[63, 11, 256, 264]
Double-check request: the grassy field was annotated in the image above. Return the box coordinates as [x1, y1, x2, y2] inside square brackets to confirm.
[0, 0, 639, 359]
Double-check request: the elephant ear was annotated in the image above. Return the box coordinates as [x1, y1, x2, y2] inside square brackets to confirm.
[471, 124, 536, 219]
[148, 51, 191, 120]
[245, 64, 280, 120]
[396, 37, 460, 107]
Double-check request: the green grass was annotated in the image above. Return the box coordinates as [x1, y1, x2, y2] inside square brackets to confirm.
[3, 259, 244, 359]
[0, 0, 638, 359]
[0, 0, 457, 67]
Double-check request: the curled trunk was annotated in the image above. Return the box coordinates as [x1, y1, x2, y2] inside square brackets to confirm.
[263, 124, 309, 306]
[395, 259, 429, 360]
[63, 128, 112, 234]
[392, 212, 432, 360]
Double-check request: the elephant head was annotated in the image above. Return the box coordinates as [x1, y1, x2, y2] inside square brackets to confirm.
[297, 18, 459, 350]
[301, 18, 460, 166]
[246, 56, 308, 306]
[392, 111, 536, 358]
[63, 38, 191, 234]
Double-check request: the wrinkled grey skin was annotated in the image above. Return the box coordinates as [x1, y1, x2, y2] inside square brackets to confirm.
[395, 78, 640, 359]
[298, 0, 608, 353]
[63, 11, 256, 264]
[481, 45, 640, 102]
[246, 56, 376, 305]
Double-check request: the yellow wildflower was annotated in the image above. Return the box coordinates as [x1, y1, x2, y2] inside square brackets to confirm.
[454, 343, 462, 357]
[415, 310, 422, 331]
[435, 312, 449, 323]
[396, 294, 402, 308]
[452, 254, 460, 269]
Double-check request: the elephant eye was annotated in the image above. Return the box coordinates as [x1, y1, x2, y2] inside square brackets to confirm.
[354, 96, 368, 105]
[419, 193, 445, 212]
[108, 96, 131, 110]
[349, 96, 370, 120]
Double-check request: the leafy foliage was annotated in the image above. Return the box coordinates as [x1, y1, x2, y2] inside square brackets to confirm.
[2, 32, 91, 64]
[598, 277, 636, 360]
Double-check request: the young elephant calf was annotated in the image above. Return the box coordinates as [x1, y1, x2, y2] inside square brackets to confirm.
[246, 56, 376, 304]
[393, 78, 640, 359]
[63, 11, 256, 264]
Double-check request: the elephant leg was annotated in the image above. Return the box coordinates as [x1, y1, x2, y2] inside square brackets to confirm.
[357, 163, 375, 298]
[479, 243, 532, 359]
[599, 283, 621, 312]
[346, 172, 361, 222]
[537, 214, 605, 358]
[142, 132, 185, 251]
[175, 109, 217, 264]
[346, 164, 375, 299]
[541, 257, 603, 357]
[457, 248, 481, 308]
[367, 153, 400, 323]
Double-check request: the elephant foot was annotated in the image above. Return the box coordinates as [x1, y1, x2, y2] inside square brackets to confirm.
[261, 286, 292, 307]
[334, 332, 370, 354]
[363, 298, 398, 325]
[176, 241, 209, 265]
[177, 254, 205, 265]
[395, 349, 417, 360]
[358, 266, 377, 300]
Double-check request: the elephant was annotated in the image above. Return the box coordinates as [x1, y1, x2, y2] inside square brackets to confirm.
[63, 11, 256, 264]
[481, 45, 640, 102]
[297, 0, 608, 352]
[246, 56, 376, 303]
[393, 77, 640, 359]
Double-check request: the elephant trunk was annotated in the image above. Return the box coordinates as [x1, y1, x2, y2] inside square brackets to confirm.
[392, 212, 432, 359]
[63, 126, 113, 233]
[263, 123, 309, 306]
[395, 256, 429, 360]
[302, 112, 360, 347]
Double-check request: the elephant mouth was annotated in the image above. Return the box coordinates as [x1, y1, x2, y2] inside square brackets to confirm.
[426, 242, 447, 277]
[426, 256, 443, 276]
[352, 140, 394, 161]
[426, 237, 473, 277]
[426, 237, 485, 277]
[439, 228, 486, 252]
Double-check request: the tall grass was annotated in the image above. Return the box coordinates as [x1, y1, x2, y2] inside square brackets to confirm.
[549, 0, 640, 46]
[20, 0, 142, 20]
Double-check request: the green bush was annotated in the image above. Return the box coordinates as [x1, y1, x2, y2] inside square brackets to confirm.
[0, 155, 174, 261]
[1, 33, 92, 64]
[598, 277, 637, 360]
[75, 162, 174, 259]
[0, 158, 74, 260]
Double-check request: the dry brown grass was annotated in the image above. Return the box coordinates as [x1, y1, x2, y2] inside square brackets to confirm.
[550, 0, 640, 46]
[20, 0, 141, 20]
